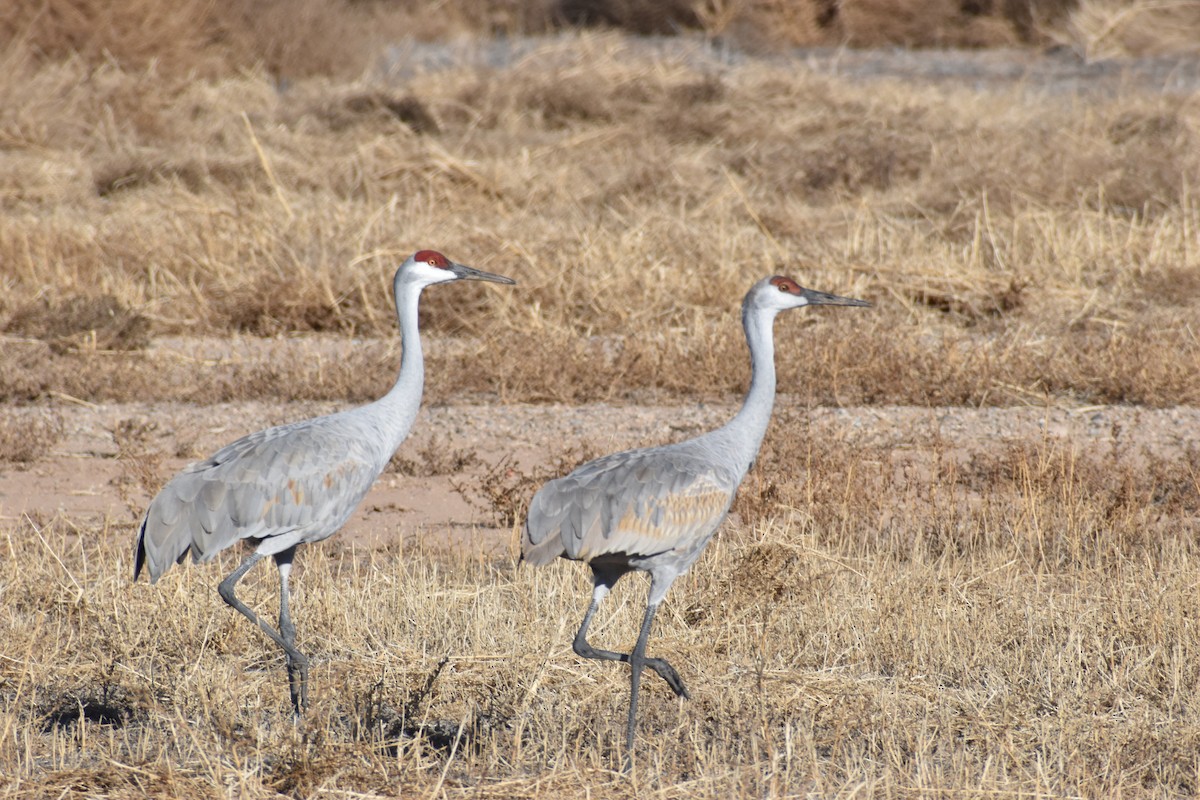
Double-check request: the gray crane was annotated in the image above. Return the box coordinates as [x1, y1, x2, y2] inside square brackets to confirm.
[522, 275, 869, 765]
[134, 250, 514, 713]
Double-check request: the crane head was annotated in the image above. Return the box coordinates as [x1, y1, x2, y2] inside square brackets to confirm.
[401, 250, 517, 286]
[759, 275, 870, 311]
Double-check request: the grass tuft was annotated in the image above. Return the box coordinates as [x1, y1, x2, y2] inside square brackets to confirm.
[0, 410, 64, 463]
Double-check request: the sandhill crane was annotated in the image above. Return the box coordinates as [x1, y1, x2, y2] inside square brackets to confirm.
[134, 250, 515, 714]
[522, 275, 869, 765]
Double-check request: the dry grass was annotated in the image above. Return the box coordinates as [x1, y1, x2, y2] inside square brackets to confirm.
[1053, 0, 1200, 59]
[4, 0, 1199, 81]
[0, 0, 1111, 82]
[0, 410, 64, 464]
[2, 32, 1200, 407]
[2, 419, 1198, 797]
[4, 5, 1200, 796]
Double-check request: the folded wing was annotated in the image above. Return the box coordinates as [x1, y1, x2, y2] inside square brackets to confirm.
[522, 446, 736, 566]
[134, 421, 379, 582]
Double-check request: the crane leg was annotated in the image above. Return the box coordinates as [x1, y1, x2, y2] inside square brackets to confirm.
[624, 598, 661, 771]
[573, 568, 689, 699]
[217, 550, 310, 715]
[274, 547, 308, 713]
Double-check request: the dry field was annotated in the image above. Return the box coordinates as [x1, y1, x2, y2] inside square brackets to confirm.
[3, 0, 1200, 797]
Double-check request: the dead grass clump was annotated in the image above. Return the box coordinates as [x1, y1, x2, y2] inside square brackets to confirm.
[902, 276, 1027, 322]
[684, 540, 825, 625]
[388, 433, 479, 476]
[723, 94, 934, 202]
[1132, 264, 1200, 309]
[1055, 0, 1200, 59]
[652, 76, 732, 143]
[456, 69, 627, 131]
[799, 127, 930, 196]
[0, 310, 1194, 410]
[0, 410, 64, 463]
[209, 275, 361, 336]
[209, 344, 397, 404]
[4, 294, 151, 354]
[110, 417, 166, 509]
[0, 338, 402, 405]
[553, 0, 1068, 48]
[310, 91, 441, 135]
[921, 97, 1198, 220]
[830, 0, 1024, 48]
[92, 153, 265, 198]
[1038, 321, 1200, 407]
[453, 445, 597, 527]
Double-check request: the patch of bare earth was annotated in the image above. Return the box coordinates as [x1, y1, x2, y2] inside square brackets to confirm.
[3, 395, 1195, 548]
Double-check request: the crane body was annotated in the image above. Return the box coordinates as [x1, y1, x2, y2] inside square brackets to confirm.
[134, 251, 515, 713]
[522, 275, 869, 766]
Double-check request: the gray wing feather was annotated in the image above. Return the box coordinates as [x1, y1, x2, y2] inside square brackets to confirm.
[135, 420, 380, 582]
[522, 445, 737, 567]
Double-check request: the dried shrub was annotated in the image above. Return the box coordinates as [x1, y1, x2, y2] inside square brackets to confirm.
[110, 417, 165, 505]
[388, 433, 479, 476]
[0, 411, 64, 463]
[452, 445, 596, 528]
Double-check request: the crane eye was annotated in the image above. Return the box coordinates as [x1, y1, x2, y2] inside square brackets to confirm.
[779, 283, 790, 292]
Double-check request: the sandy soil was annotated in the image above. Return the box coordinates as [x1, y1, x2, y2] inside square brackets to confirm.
[2, 392, 1196, 554]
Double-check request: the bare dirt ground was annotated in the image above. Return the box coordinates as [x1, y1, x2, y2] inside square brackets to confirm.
[4, 341, 1196, 554]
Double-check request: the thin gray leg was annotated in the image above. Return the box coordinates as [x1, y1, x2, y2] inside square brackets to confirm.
[573, 568, 688, 697]
[274, 547, 307, 713]
[624, 598, 661, 771]
[217, 550, 310, 714]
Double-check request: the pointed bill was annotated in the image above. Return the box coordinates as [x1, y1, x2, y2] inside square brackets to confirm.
[449, 261, 517, 285]
[802, 287, 870, 307]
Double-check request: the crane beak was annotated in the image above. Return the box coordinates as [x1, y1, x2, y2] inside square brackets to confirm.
[802, 288, 870, 307]
[450, 262, 517, 285]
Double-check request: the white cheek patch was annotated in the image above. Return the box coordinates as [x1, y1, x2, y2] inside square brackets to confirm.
[413, 262, 455, 283]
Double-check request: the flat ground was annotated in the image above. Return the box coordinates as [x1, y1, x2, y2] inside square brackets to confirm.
[3, 20, 1200, 799]
[4, 390, 1198, 550]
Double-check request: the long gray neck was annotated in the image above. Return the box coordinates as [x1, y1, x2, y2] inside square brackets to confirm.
[369, 277, 426, 453]
[710, 302, 777, 476]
